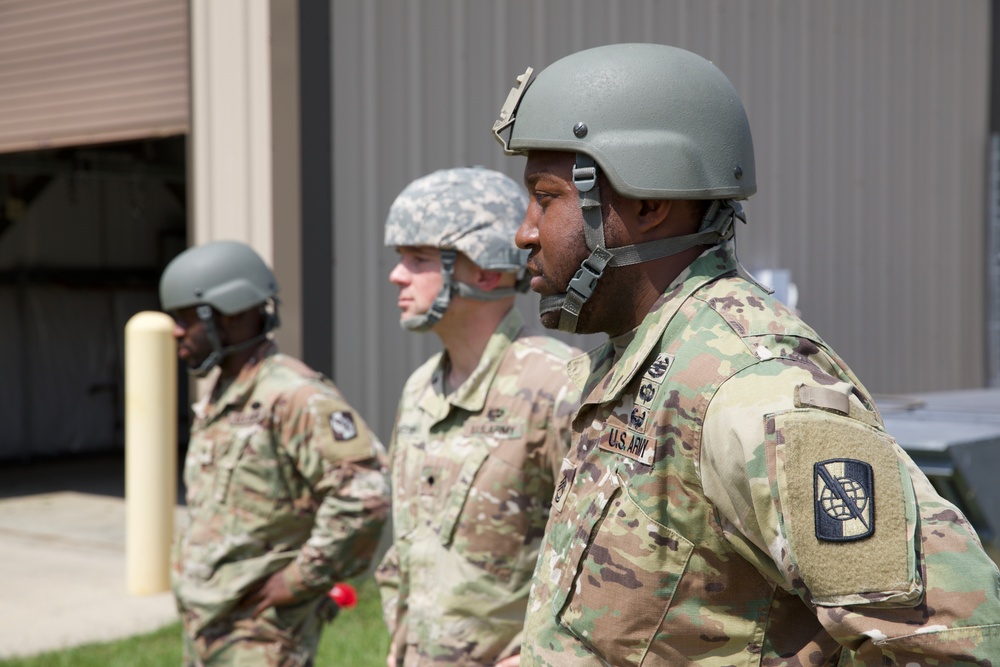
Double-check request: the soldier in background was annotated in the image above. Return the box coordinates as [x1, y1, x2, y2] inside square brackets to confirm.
[375, 167, 580, 667]
[159, 240, 390, 667]
[493, 43, 1000, 664]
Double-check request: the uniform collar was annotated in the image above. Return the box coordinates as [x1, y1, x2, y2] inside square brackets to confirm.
[419, 307, 523, 421]
[195, 340, 278, 422]
[569, 241, 738, 406]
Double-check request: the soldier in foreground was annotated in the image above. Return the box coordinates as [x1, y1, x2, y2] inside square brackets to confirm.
[159, 241, 389, 666]
[493, 43, 1000, 664]
[375, 167, 580, 667]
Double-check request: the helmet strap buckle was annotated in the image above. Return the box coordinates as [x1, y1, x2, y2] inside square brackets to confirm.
[567, 246, 612, 301]
[572, 157, 597, 192]
[555, 245, 614, 333]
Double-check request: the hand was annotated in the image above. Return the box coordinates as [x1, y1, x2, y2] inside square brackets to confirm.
[385, 649, 395, 667]
[494, 656, 520, 667]
[243, 570, 296, 617]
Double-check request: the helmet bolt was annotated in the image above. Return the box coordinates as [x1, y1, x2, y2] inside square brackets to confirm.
[573, 122, 588, 138]
[734, 165, 744, 180]
[194, 288, 203, 297]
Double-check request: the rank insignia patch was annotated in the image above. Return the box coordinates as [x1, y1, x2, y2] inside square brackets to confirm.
[552, 459, 576, 513]
[814, 458, 874, 542]
[329, 411, 358, 441]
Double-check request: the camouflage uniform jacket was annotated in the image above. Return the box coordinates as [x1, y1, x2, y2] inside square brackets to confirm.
[376, 308, 580, 667]
[522, 242, 1000, 666]
[173, 341, 390, 638]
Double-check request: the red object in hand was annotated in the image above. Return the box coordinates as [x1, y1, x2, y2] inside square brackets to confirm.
[328, 582, 357, 608]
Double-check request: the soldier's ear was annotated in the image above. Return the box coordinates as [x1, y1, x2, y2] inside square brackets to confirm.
[473, 269, 504, 291]
[217, 308, 265, 343]
[634, 199, 673, 235]
[454, 252, 506, 291]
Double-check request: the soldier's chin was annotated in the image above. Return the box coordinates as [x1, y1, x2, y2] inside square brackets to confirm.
[183, 353, 208, 370]
[539, 311, 560, 330]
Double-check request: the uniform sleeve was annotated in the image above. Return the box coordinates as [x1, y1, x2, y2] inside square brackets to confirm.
[702, 363, 1000, 663]
[374, 411, 408, 665]
[277, 386, 390, 596]
[375, 543, 408, 666]
[375, 542, 404, 633]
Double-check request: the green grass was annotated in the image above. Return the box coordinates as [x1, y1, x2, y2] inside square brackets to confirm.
[0, 577, 390, 667]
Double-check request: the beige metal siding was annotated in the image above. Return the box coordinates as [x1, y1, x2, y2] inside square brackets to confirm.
[0, 0, 189, 154]
[190, 0, 272, 254]
[188, 0, 304, 360]
[331, 1, 990, 443]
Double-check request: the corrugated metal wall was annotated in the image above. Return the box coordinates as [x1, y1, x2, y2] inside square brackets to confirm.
[0, 0, 188, 154]
[330, 0, 990, 443]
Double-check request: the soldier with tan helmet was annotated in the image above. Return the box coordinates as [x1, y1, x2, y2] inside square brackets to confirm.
[160, 240, 390, 666]
[374, 167, 581, 667]
[493, 43, 1000, 664]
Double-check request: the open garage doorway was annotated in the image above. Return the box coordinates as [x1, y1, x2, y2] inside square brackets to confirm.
[0, 136, 188, 463]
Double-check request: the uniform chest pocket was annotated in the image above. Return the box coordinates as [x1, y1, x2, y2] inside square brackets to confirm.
[437, 446, 491, 545]
[183, 435, 217, 508]
[438, 442, 538, 581]
[220, 429, 285, 522]
[556, 474, 694, 666]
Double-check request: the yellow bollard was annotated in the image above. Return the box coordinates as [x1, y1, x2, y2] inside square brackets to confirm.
[125, 311, 178, 595]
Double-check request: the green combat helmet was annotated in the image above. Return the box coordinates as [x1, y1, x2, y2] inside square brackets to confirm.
[159, 240, 280, 376]
[493, 43, 756, 333]
[384, 166, 529, 332]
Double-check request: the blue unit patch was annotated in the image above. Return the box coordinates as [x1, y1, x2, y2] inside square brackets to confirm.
[814, 458, 874, 542]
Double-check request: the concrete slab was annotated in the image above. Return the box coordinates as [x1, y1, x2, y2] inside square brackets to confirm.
[0, 491, 180, 658]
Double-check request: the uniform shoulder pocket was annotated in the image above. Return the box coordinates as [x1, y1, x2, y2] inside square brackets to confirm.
[312, 401, 378, 464]
[767, 408, 922, 607]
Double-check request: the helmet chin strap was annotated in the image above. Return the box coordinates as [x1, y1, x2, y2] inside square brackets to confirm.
[401, 249, 528, 333]
[188, 303, 278, 377]
[541, 154, 744, 334]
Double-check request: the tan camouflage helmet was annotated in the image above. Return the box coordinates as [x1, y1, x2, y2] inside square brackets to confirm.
[493, 43, 754, 333]
[385, 167, 529, 332]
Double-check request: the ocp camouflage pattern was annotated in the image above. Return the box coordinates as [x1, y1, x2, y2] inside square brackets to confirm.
[521, 241, 1000, 665]
[173, 341, 390, 666]
[383, 166, 528, 272]
[376, 308, 580, 666]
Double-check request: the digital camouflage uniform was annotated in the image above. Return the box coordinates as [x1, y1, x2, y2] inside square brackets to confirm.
[521, 242, 1000, 666]
[174, 341, 390, 667]
[376, 308, 580, 666]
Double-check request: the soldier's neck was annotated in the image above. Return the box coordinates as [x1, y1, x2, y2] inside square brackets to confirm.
[435, 305, 509, 393]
